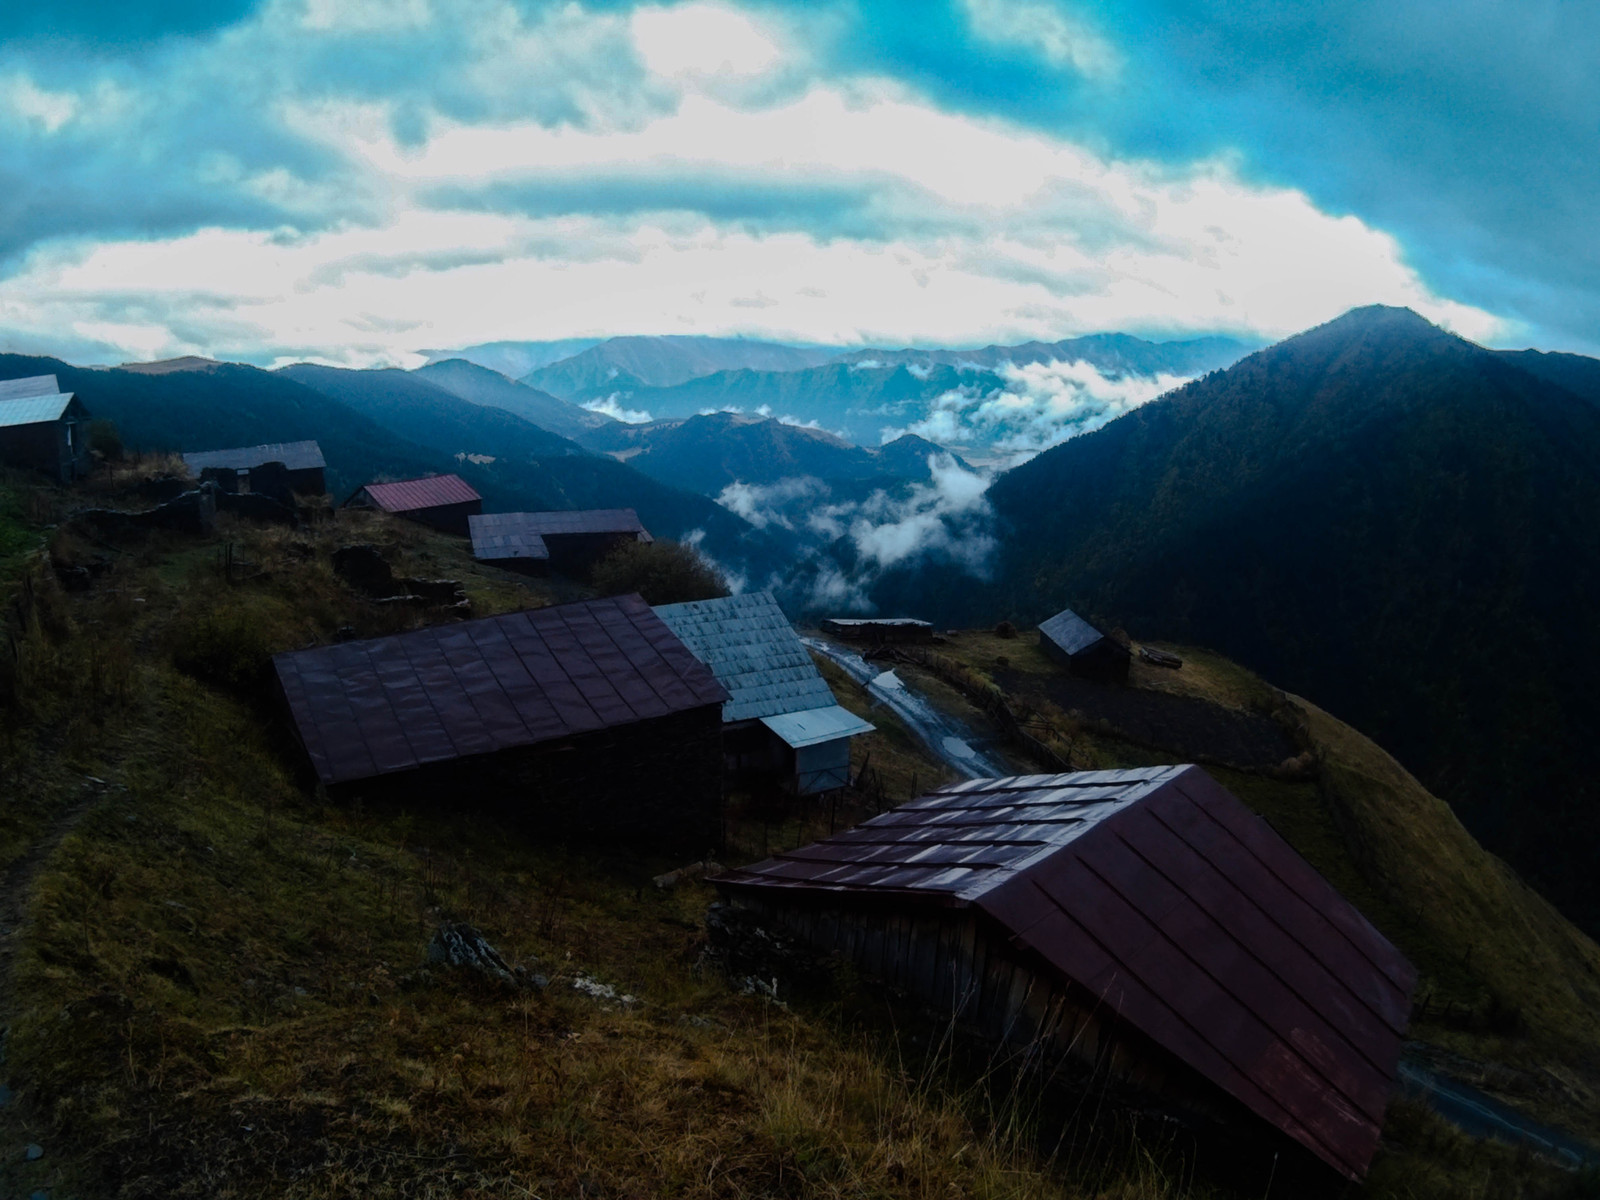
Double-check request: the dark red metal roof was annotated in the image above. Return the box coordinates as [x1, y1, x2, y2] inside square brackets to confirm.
[273, 593, 728, 786]
[716, 765, 1415, 1180]
[359, 473, 481, 513]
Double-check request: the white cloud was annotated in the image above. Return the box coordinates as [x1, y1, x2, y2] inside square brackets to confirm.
[583, 392, 653, 423]
[958, 0, 1119, 78]
[0, 0, 1506, 365]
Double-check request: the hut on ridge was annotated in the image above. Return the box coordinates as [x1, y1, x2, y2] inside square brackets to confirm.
[470, 508, 651, 577]
[655, 590, 873, 794]
[714, 765, 1415, 1181]
[344, 473, 482, 534]
[273, 593, 729, 845]
[182, 440, 327, 499]
[0, 375, 92, 483]
[1037, 606, 1130, 682]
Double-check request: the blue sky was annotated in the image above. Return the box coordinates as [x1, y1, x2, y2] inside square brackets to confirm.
[0, 0, 1592, 365]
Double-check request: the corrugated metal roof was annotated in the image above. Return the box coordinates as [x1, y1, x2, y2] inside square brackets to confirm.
[761, 704, 875, 749]
[274, 592, 728, 787]
[0, 391, 75, 428]
[0, 375, 61, 401]
[509, 508, 651, 539]
[717, 765, 1415, 1181]
[469, 512, 551, 561]
[183, 440, 326, 473]
[822, 617, 932, 629]
[1038, 607, 1105, 657]
[655, 591, 840, 722]
[358, 474, 481, 513]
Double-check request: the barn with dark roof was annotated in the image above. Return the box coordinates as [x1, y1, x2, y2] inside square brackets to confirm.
[470, 508, 651, 577]
[273, 593, 729, 844]
[183, 440, 327, 499]
[714, 765, 1414, 1180]
[0, 375, 92, 483]
[655, 590, 873, 794]
[345, 473, 482, 534]
[1038, 606, 1130, 682]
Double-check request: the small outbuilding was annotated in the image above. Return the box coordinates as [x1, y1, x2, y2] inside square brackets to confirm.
[656, 591, 873, 794]
[470, 508, 651, 577]
[344, 473, 482, 535]
[1038, 606, 1130, 682]
[714, 765, 1414, 1181]
[273, 593, 729, 845]
[819, 616, 934, 645]
[182, 440, 327, 499]
[0, 375, 92, 483]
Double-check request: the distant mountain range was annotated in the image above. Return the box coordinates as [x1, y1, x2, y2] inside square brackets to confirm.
[910, 305, 1600, 935]
[829, 331, 1256, 376]
[521, 335, 839, 397]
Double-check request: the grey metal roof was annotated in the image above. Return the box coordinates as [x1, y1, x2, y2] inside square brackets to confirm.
[183, 440, 326, 473]
[0, 392, 76, 428]
[822, 617, 932, 628]
[0, 375, 61, 401]
[469, 512, 551, 561]
[1038, 607, 1105, 657]
[512, 508, 652, 539]
[761, 704, 875, 749]
[655, 590, 841, 723]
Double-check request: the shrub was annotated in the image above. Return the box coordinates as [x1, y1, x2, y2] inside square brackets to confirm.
[172, 603, 278, 692]
[87, 419, 123, 462]
[591, 539, 729, 606]
[994, 620, 1017, 639]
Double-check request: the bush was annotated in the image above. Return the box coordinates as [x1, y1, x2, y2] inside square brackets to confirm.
[87, 419, 123, 462]
[172, 603, 278, 692]
[591, 539, 729, 606]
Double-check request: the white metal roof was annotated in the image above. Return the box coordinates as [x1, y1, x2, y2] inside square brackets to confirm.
[0, 391, 76, 428]
[0, 375, 61, 401]
[654, 590, 844, 723]
[760, 704, 875, 749]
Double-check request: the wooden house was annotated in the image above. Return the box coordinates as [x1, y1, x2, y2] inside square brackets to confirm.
[470, 508, 651, 577]
[714, 765, 1415, 1181]
[656, 591, 872, 794]
[273, 593, 729, 846]
[0, 375, 91, 483]
[182, 440, 327, 499]
[344, 473, 482, 534]
[819, 616, 934, 645]
[1038, 606, 1130, 682]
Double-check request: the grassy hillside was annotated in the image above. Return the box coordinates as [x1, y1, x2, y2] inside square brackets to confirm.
[975, 306, 1600, 938]
[0, 469, 1594, 1198]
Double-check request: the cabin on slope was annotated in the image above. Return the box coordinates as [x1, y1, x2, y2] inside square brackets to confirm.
[0, 375, 92, 483]
[183, 440, 327, 499]
[1038, 606, 1130, 682]
[714, 765, 1415, 1182]
[344, 473, 482, 534]
[273, 593, 729, 846]
[656, 591, 873, 794]
[470, 508, 651, 577]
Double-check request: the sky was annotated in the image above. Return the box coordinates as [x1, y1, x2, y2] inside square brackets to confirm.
[0, 0, 1593, 367]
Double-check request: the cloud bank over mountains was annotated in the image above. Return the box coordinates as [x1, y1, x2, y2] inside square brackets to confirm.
[0, 0, 1515, 366]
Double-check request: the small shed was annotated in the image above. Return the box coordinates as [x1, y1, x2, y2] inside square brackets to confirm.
[182, 440, 327, 498]
[345, 473, 482, 535]
[714, 765, 1415, 1181]
[0, 375, 91, 483]
[656, 591, 873, 794]
[1038, 607, 1130, 682]
[470, 508, 651, 577]
[273, 593, 729, 845]
[819, 616, 934, 645]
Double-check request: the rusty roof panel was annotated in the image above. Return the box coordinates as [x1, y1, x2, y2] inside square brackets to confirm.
[358, 473, 481, 513]
[715, 765, 1414, 1180]
[274, 593, 727, 786]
